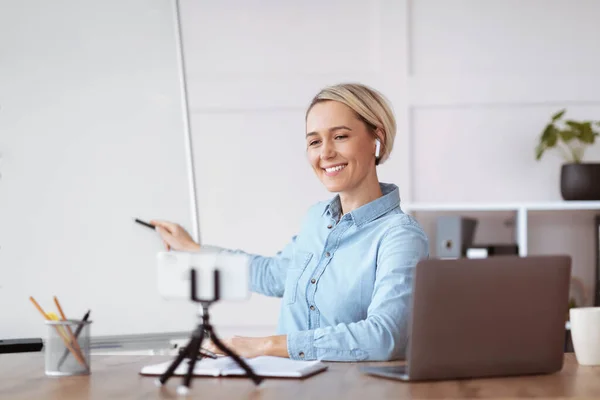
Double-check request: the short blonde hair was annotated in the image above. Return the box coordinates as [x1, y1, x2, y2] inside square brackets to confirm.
[306, 83, 397, 165]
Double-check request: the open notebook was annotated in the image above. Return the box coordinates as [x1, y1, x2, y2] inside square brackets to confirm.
[140, 356, 328, 379]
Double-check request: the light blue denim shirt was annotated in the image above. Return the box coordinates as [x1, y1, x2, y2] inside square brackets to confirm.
[238, 182, 429, 362]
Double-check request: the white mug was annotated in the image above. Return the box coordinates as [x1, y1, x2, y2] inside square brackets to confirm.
[570, 307, 600, 365]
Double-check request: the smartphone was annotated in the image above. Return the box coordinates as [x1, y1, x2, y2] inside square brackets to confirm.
[156, 249, 250, 301]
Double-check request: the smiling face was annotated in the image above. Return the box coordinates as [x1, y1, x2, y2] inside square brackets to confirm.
[306, 100, 378, 193]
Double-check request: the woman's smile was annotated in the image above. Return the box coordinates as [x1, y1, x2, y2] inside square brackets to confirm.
[322, 163, 348, 177]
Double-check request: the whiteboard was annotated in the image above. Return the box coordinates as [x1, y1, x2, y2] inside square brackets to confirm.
[0, 0, 200, 339]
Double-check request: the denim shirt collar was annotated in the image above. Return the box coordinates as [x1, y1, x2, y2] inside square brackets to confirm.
[322, 182, 401, 228]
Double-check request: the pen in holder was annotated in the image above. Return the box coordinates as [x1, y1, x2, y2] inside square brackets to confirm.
[44, 319, 92, 376]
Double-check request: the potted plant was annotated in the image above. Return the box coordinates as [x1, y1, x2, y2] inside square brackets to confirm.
[535, 109, 600, 200]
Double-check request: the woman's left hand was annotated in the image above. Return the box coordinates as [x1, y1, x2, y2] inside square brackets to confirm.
[203, 335, 288, 359]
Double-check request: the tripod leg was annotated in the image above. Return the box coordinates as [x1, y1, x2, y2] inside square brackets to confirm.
[157, 334, 199, 386]
[209, 331, 264, 385]
[178, 330, 204, 395]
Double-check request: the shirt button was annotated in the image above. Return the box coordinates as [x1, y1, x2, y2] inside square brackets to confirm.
[310, 278, 316, 284]
[327, 224, 333, 229]
[310, 305, 315, 310]
[325, 252, 331, 257]
[299, 352, 305, 358]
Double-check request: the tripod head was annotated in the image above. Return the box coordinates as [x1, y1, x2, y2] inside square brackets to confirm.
[156, 250, 250, 302]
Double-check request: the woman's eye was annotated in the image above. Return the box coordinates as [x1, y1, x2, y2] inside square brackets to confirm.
[335, 135, 347, 140]
[309, 140, 320, 146]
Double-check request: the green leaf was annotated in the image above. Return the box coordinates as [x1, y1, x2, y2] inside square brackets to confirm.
[559, 130, 576, 142]
[580, 122, 595, 143]
[565, 120, 583, 131]
[552, 109, 566, 121]
[547, 129, 558, 146]
[535, 144, 545, 160]
[540, 123, 554, 142]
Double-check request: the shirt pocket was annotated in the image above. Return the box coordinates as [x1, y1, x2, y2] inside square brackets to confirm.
[284, 250, 313, 305]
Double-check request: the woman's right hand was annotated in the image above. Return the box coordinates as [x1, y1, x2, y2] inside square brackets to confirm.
[150, 220, 200, 252]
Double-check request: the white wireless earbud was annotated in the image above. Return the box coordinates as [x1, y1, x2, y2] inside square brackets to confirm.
[375, 139, 381, 158]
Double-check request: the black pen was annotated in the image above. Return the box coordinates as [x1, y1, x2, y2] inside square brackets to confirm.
[134, 218, 155, 230]
[57, 310, 91, 370]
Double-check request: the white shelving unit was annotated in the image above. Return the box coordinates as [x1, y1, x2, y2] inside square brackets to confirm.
[403, 201, 600, 257]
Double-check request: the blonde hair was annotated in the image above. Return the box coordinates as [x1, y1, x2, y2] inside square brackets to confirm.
[305, 83, 397, 165]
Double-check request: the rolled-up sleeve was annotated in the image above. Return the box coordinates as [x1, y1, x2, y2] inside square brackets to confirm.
[286, 222, 429, 361]
[248, 237, 296, 297]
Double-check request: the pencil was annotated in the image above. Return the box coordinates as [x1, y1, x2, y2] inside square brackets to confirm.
[53, 296, 85, 360]
[29, 297, 88, 369]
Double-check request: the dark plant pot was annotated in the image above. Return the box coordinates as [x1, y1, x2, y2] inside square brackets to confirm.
[560, 163, 600, 201]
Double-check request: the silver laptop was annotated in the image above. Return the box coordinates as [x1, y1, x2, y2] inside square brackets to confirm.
[360, 255, 571, 381]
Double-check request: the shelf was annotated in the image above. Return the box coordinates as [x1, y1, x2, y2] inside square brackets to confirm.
[403, 201, 600, 213]
[402, 201, 600, 258]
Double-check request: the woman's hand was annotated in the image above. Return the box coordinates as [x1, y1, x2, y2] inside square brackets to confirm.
[203, 335, 289, 359]
[150, 220, 200, 252]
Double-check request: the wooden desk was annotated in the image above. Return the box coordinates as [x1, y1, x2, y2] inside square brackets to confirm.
[1, 353, 600, 399]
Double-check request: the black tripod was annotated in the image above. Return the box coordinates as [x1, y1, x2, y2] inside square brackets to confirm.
[156, 268, 263, 395]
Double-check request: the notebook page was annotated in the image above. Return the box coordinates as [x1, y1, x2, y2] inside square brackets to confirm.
[222, 356, 328, 378]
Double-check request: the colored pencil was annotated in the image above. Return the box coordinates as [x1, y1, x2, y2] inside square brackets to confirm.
[53, 296, 85, 361]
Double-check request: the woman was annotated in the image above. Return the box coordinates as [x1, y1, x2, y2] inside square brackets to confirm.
[152, 83, 429, 362]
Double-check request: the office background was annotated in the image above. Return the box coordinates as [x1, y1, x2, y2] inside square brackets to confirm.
[1, 0, 600, 344]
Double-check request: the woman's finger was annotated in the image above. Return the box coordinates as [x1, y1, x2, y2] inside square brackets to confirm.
[156, 227, 173, 250]
[155, 226, 171, 239]
[150, 219, 179, 232]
